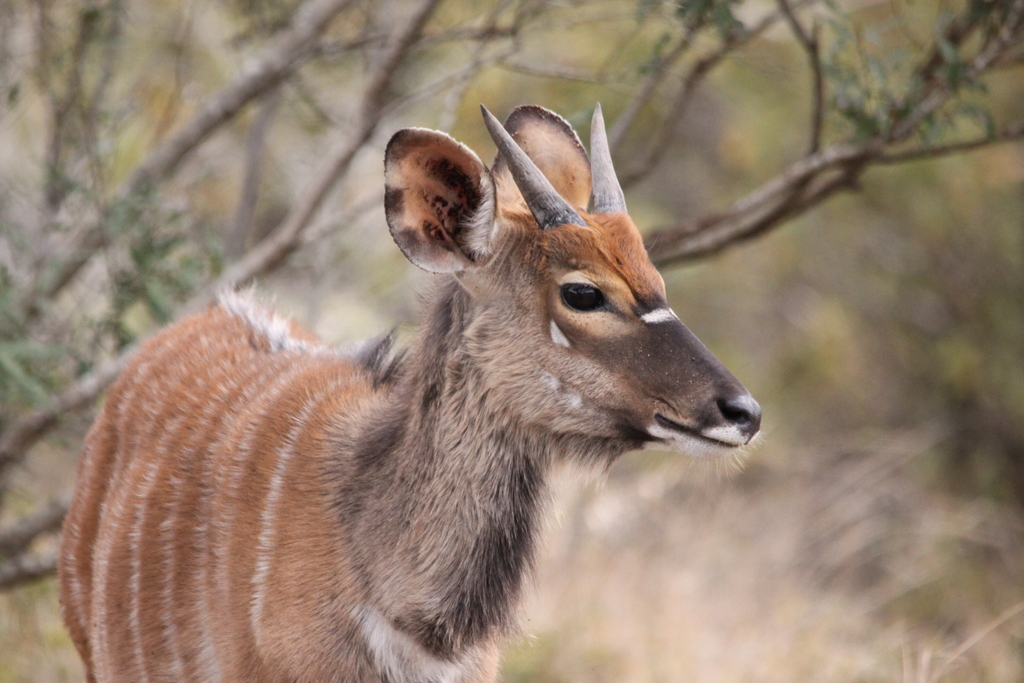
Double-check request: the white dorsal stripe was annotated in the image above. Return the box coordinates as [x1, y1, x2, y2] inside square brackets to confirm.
[550, 321, 571, 348]
[641, 308, 677, 324]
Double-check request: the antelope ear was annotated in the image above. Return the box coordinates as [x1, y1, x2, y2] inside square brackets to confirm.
[491, 105, 592, 214]
[384, 128, 497, 273]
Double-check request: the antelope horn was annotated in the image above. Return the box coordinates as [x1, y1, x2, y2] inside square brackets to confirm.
[589, 103, 627, 214]
[480, 105, 586, 230]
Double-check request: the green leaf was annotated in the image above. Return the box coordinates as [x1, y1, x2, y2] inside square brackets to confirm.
[636, 0, 660, 20]
[0, 348, 50, 406]
[937, 38, 960, 66]
[711, 1, 743, 38]
[639, 32, 672, 75]
[143, 279, 173, 323]
[819, 0, 846, 16]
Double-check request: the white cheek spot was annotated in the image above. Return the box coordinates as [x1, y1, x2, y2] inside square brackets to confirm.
[540, 371, 561, 391]
[541, 370, 583, 408]
[641, 308, 678, 324]
[550, 320, 571, 348]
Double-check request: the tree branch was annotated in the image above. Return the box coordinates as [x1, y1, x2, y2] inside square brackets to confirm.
[0, 348, 134, 477]
[608, 31, 694, 153]
[498, 60, 602, 83]
[0, 182, 387, 489]
[0, 0, 440, 497]
[618, 1, 816, 188]
[15, 0, 356, 327]
[439, 0, 518, 132]
[887, 0, 1024, 143]
[386, 43, 520, 122]
[190, 0, 442, 310]
[877, 120, 1024, 164]
[225, 88, 283, 260]
[125, 0, 356, 192]
[42, 2, 97, 218]
[0, 550, 57, 590]
[777, 0, 824, 153]
[644, 0, 1024, 267]
[0, 494, 70, 559]
[646, 154, 868, 264]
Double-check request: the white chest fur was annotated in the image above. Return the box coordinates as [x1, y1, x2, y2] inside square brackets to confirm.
[357, 607, 480, 683]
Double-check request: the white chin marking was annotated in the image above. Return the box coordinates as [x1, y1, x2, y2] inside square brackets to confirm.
[644, 424, 737, 459]
[640, 308, 678, 324]
[550, 320, 571, 348]
[700, 424, 748, 447]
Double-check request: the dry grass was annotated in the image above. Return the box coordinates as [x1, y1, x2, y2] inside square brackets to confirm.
[505, 430, 1024, 683]
[2, 430, 1022, 682]
[0, 580, 81, 683]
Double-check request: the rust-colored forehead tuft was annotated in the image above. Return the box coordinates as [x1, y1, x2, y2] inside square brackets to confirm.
[544, 212, 665, 306]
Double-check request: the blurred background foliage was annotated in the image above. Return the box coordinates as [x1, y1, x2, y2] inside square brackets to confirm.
[0, 0, 1023, 680]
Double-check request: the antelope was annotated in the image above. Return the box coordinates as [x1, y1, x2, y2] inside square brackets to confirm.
[59, 103, 761, 683]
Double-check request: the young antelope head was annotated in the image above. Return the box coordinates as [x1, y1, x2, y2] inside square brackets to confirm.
[384, 103, 760, 461]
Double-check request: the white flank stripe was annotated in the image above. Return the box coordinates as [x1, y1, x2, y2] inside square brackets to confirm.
[128, 446, 168, 683]
[640, 308, 678, 324]
[249, 446, 294, 638]
[198, 356, 270, 682]
[151, 414, 190, 682]
[217, 363, 306, 604]
[63, 516, 87, 634]
[90, 393, 181, 683]
[173, 354, 243, 683]
[159, 472, 186, 682]
[250, 378, 343, 642]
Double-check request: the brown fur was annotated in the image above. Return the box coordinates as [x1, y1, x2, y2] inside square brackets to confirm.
[59, 105, 757, 683]
[61, 307, 379, 681]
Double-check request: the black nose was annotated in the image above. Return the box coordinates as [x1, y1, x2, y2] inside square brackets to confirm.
[717, 394, 762, 438]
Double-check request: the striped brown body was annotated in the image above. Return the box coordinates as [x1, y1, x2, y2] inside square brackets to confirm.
[60, 301, 387, 681]
[59, 104, 761, 682]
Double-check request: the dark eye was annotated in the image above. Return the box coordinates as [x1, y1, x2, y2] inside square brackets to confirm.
[561, 283, 605, 312]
